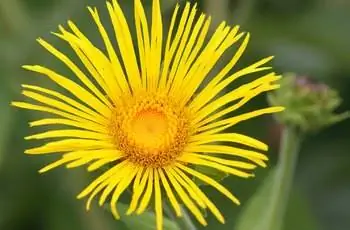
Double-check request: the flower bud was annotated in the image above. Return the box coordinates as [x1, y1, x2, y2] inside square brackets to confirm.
[268, 73, 349, 133]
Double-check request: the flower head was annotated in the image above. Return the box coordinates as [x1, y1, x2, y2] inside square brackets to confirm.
[268, 73, 349, 133]
[13, 0, 283, 229]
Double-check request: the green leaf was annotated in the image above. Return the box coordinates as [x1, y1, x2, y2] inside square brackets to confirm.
[105, 203, 180, 230]
[235, 169, 319, 230]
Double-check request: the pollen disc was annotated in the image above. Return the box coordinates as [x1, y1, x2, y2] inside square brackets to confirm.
[110, 92, 190, 167]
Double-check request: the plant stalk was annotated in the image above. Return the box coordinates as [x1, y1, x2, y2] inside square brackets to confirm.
[164, 201, 197, 230]
[261, 126, 302, 230]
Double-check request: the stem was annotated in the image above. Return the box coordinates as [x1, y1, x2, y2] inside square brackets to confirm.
[179, 206, 197, 230]
[261, 126, 302, 230]
[163, 202, 197, 230]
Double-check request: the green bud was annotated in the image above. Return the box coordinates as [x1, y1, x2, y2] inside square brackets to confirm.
[268, 73, 350, 133]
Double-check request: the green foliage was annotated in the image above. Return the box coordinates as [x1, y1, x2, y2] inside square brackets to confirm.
[236, 169, 319, 230]
[105, 203, 180, 230]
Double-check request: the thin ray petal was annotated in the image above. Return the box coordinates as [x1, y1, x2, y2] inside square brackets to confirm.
[173, 167, 225, 223]
[190, 133, 268, 151]
[154, 169, 163, 230]
[158, 3, 180, 90]
[179, 154, 254, 178]
[29, 118, 106, 133]
[134, 0, 150, 87]
[165, 167, 207, 226]
[176, 163, 240, 205]
[110, 165, 138, 219]
[168, 167, 206, 208]
[149, 0, 162, 90]
[39, 157, 73, 173]
[25, 139, 114, 155]
[109, 0, 141, 91]
[77, 161, 128, 199]
[21, 90, 104, 124]
[127, 168, 149, 215]
[12, 102, 104, 129]
[158, 168, 182, 217]
[25, 129, 109, 141]
[136, 168, 154, 214]
[189, 56, 274, 112]
[21, 65, 111, 115]
[197, 106, 285, 134]
[22, 84, 105, 121]
[36, 38, 111, 107]
[87, 157, 121, 171]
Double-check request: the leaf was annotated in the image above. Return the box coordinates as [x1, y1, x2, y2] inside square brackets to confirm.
[105, 203, 180, 230]
[235, 168, 319, 230]
[235, 169, 275, 230]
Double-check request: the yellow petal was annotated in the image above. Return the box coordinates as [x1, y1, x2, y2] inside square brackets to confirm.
[22, 65, 111, 116]
[88, 6, 130, 97]
[176, 163, 240, 205]
[134, 0, 150, 87]
[149, 0, 163, 90]
[158, 3, 180, 90]
[109, 0, 141, 91]
[158, 168, 182, 217]
[39, 157, 73, 173]
[25, 139, 114, 155]
[25, 129, 109, 141]
[190, 133, 268, 151]
[22, 84, 106, 121]
[154, 169, 163, 230]
[185, 153, 257, 170]
[193, 74, 281, 126]
[53, 29, 112, 98]
[136, 168, 154, 214]
[170, 13, 208, 93]
[189, 56, 274, 112]
[165, 167, 207, 226]
[197, 106, 285, 134]
[173, 167, 225, 224]
[186, 144, 267, 160]
[162, 2, 191, 91]
[110, 165, 138, 219]
[77, 161, 128, 199]
[168, 167, 206, 209]
[36, 38, 111, 107]
[166, 4, 198, 93]
[29, 118, 106, 133]
[87, 157, 121, 172]
[97, 165, 132, 210]
[12, 102, 102, 129]
[179, 154, 254, 178]
[127, 168, 149, 215]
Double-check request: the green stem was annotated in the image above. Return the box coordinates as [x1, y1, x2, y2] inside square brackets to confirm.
[164, 202, 197, 230]
[261, 126, 302, 230]
[179, 206, 197, 230]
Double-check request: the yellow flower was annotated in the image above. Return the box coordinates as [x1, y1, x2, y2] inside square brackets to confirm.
[12, 0, 283, 229]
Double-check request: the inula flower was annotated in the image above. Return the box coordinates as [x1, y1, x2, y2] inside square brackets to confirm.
[13, 0, 283, 229]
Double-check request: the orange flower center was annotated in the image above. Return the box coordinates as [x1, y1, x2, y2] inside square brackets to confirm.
[110, 92, 190, 167]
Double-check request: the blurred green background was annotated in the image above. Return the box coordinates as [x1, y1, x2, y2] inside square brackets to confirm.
[1, 0, 350, 229]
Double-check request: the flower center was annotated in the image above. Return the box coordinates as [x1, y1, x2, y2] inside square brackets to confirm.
[132, 109, 168, 149]
[110, 92, 190, 168]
